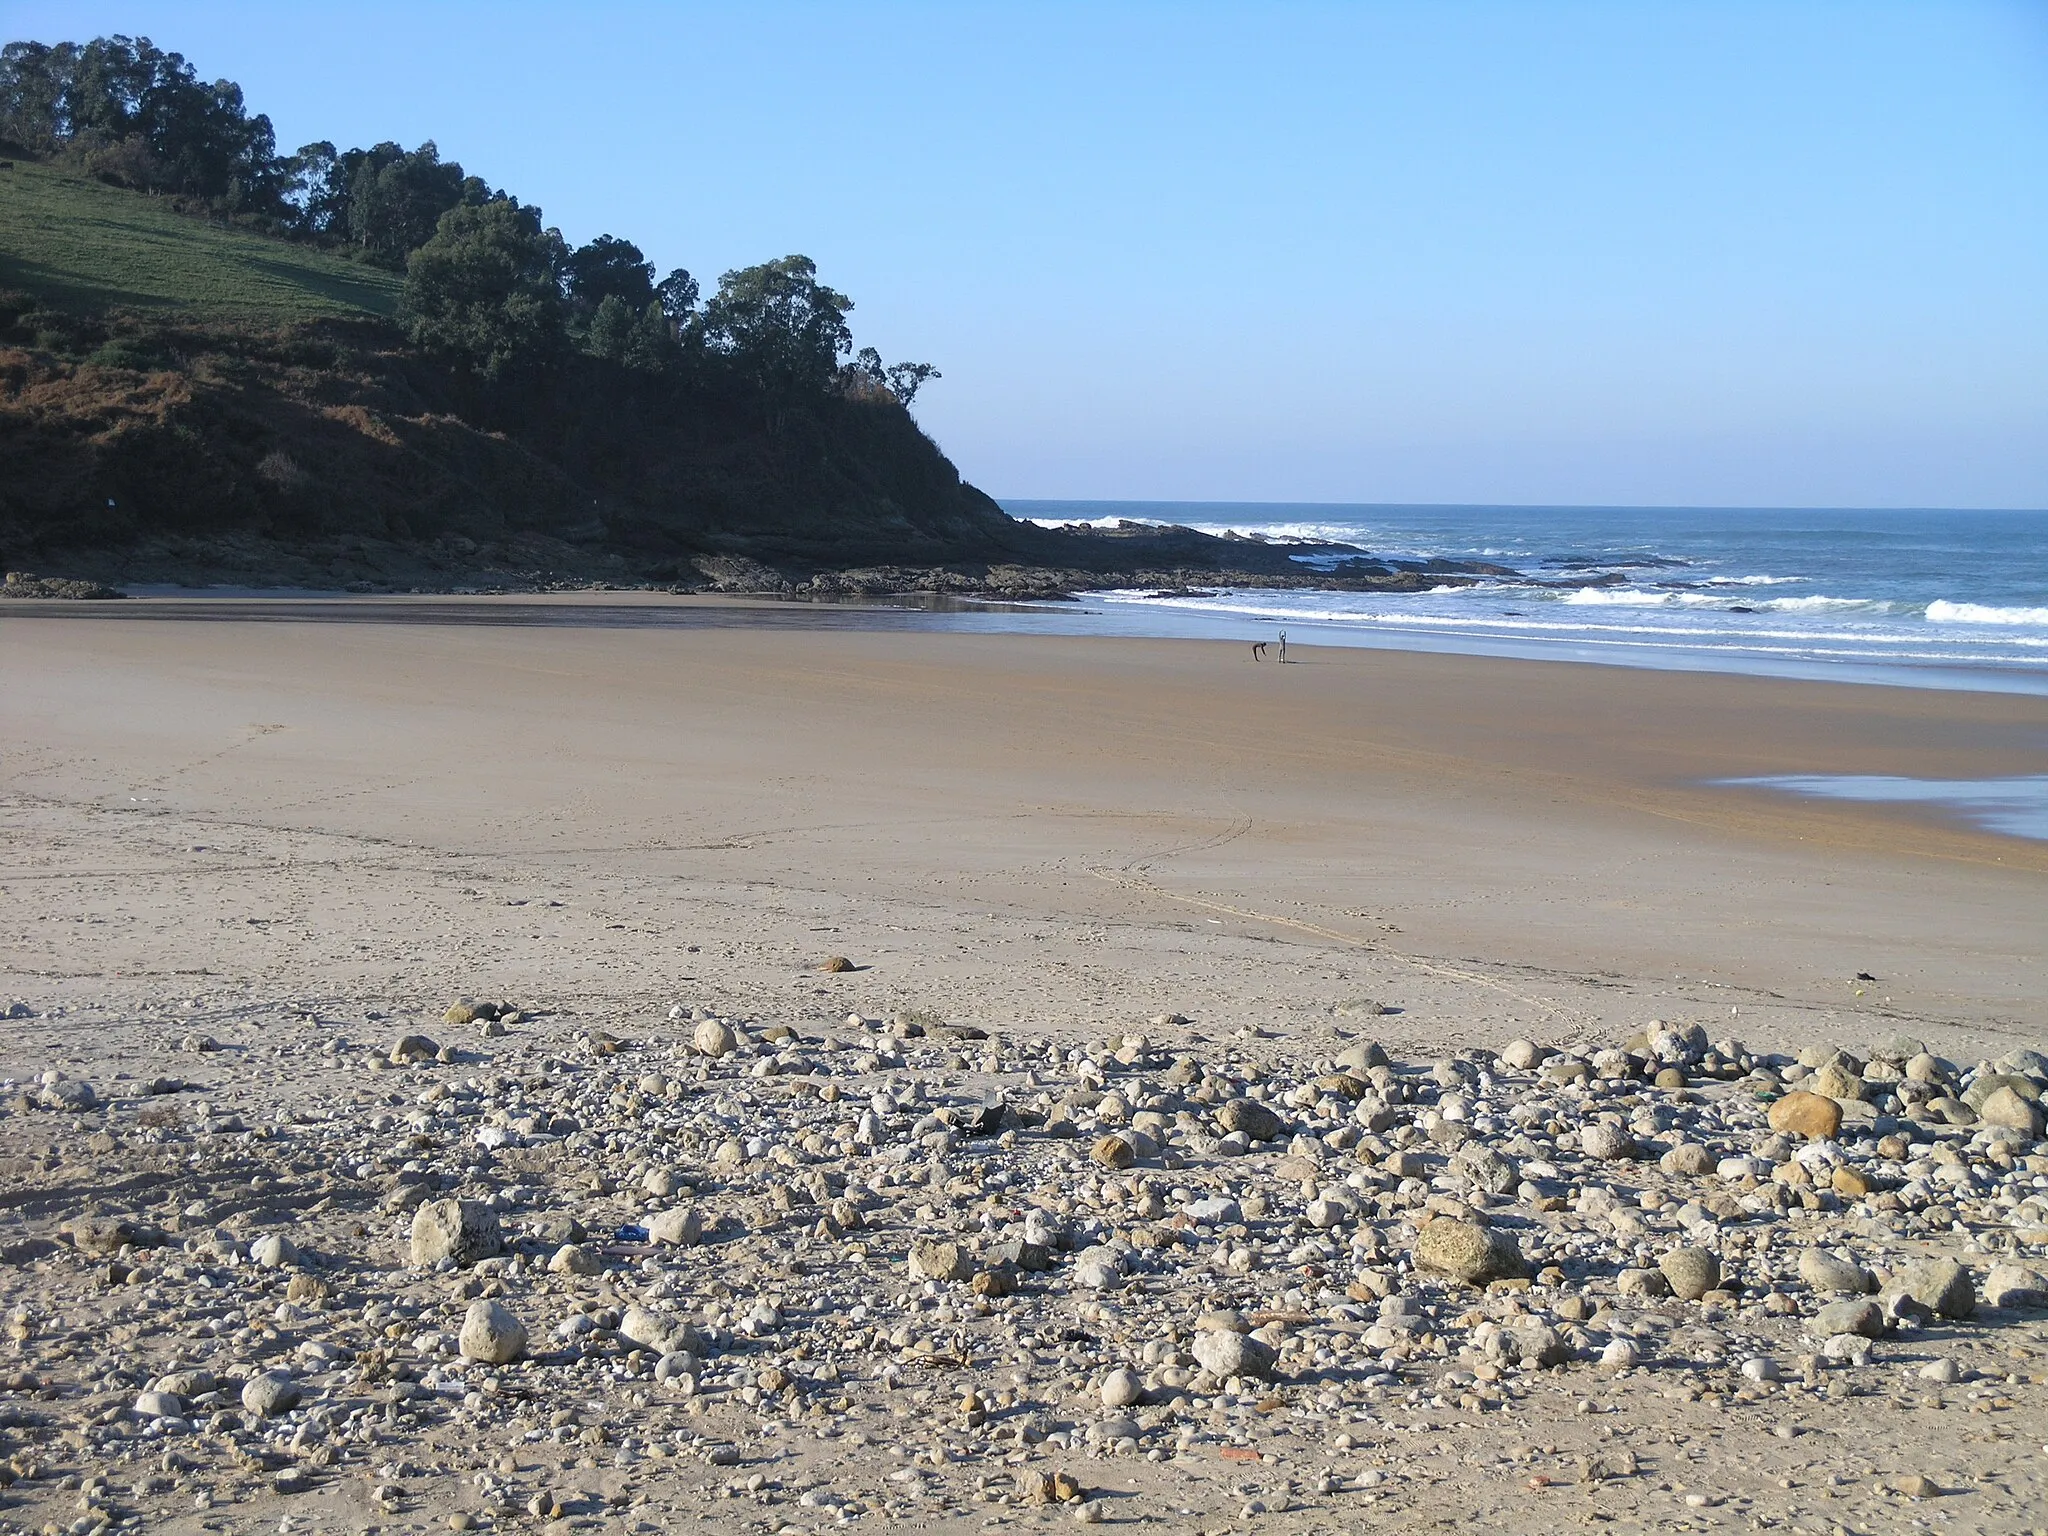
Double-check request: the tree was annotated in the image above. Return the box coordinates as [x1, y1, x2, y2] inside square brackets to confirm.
[0, 41, 74, 153]
[656, 268, 699, 326]
[848, 346, 940, 409]
[585, 294, 634, 362]
[623, 300, 678, 373]
[563, 235, 655, 317]
[702, 255, 853, 399]
[884, 360, 940, 409]
[1, 35, 285, 211]
[400, 199, 566, 378]
[348, 141, 481, 268]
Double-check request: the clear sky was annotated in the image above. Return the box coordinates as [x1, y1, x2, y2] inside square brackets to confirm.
[7, 0, 2045, 508]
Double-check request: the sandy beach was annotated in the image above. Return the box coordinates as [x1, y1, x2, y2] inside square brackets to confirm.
[4, 597, 2043, 1056]
[2, 598, 2045, 1535]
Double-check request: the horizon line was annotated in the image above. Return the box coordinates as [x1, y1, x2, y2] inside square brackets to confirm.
[996, 497, 2048, 516]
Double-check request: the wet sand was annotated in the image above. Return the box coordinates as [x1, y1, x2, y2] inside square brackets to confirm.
[3, 597, 2042, 1063]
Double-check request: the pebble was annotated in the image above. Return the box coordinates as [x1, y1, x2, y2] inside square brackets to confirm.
[240, 1371, 300, 1418]
[1100, 1367, 1143, 1408]
[5, 992, 2044, 1531]
[1413, 1217, 1525, 1284]
[1192, 1329, 1277, 1381]
[693, 1018, 739, 1058]
[1799, 1248, 1874, 1294]
[460, 1299, 528, 1363]
[1659, 1245, 1719, 1301]
[1887, 1256, 1976, 1319]
[411, 1198, 503, 1267]
[1767, 1091, 1842, 1140]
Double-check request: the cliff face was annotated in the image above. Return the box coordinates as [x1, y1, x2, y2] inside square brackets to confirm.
[0, 308, 1054, 590]
[1, 308, 1481, 596]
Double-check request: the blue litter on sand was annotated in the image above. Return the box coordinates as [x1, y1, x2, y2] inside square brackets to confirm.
[613, 1224, 648, 1243]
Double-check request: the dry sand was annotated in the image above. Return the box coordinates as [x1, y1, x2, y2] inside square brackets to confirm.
[2, 598, 2042, 1058]
[0, 597, 2044, 1536]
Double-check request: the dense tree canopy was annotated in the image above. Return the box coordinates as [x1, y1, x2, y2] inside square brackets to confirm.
[0, 36, 281, 208]
[4, 32, 942, 408]
[703, 256, 854, 398]
[564, 235, 656, 316]
[399, 199, 566, 378]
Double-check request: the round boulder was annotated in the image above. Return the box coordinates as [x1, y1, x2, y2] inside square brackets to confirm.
[1659, 1246, 1720, 1301]
[1413, 1217, 1526, 1285]
[459, 1299, 527, 1364]
[1767, 1091, 1842, 1140]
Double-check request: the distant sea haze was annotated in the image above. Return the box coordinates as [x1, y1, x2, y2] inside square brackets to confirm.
[1002, 501, 2048, 694]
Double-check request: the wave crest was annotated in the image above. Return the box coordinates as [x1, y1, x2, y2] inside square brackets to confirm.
[1926, 600, 2048, 626]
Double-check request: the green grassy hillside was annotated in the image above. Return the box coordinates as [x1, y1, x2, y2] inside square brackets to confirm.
[0, 158, 400, 320]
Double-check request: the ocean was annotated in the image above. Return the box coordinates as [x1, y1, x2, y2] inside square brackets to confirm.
[1003, 500, 2048, 696]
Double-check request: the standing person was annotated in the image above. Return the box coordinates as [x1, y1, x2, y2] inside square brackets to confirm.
[1277, 630, 1289, 663]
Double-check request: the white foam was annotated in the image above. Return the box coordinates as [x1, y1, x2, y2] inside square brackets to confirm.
[1758, 595, 1890, 613]
[1560, 588, 1732, 608]
[1702, 574, 1809, 586]
[1559, 588, 1677, 607]
[1925, 600, 2048, 626]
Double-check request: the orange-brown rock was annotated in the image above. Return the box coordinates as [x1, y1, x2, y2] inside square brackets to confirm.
[1767, 1090, 1842, 1140]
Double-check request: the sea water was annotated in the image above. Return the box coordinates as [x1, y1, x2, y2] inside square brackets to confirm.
[1004, 501, 2048, 694]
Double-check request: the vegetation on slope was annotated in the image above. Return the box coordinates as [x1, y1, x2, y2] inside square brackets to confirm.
[0, 159, 400, 321]
[0, 34, 1451, 595]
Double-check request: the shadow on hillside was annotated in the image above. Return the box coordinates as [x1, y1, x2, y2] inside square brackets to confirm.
[0, 249, 171, 313]
[240, 254, 399, 317]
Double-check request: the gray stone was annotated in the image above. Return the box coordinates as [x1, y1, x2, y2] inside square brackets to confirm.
[1413, 1218, 1525, 1284]
[908, 1238, 974, 1282]
[1489, 1320, 1566, 1368]
[1799, 1248, 1875, 1294]
[1977, 1087, 2043, 1135]
[388, 1034, 439, 1064]
[38, 1078, 97, 1112]
[1659, 1246, 1720, 1301]
[59, 1216, 165, 1256]
[1072, 1246, 1125, 1289]
[131, 1390, 184, 1419]
[654, 1351, 696, 1383]
[1099, 1367, 1143, 1408]
[1811, 1297, 1885, 1338]
[241, 1371, 301, 1418]
[1580, 1122, 1634, 1161]
[1984, 1263, 2048, 1309]
[1886, 1257, 1975, 1319]
[618, 1304, 680, 1353]
[646, 1207, 705, 1247]
[1192, 1329, 1276, 1381]
[1452, 1143, 1518, 1195]
[547, 1242, 600, 1275]
[459, 1299, 527, 1364]
[1659, 1143, 1714, 1177]
[1995, 1048, 2048, 1083]
[409, 1199, 502, 1268]
[1616, 1267, 1670, 1300]
[1335, 1041, 1389, 1073]
[1963, 1073, 2037, 1111]
[1186, 1194, 1243, 1226]
[1215, 1098, 1286, 1142]
[993, 1237, 1054, 1271]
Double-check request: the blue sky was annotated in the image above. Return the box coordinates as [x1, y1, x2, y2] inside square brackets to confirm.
[8, 1, 2045, 508]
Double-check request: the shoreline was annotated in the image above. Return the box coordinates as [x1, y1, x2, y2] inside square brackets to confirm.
[7, 586, 2048, 698]
[6, 607, 2044, 1051]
